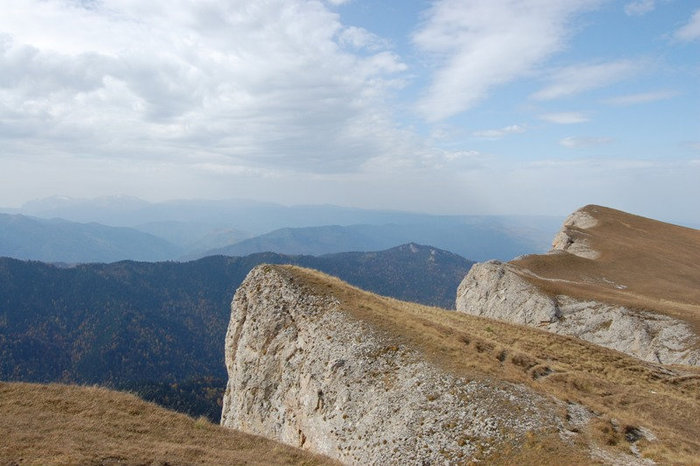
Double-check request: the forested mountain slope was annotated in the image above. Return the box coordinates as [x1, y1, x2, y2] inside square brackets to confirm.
[0, 244, 471, 419]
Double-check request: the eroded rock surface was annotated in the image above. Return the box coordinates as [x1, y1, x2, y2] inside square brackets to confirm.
[455, 261, 560, 326]
[550, 209, 600, 259]
[221, 265, 582, 465]
[456, 261, 699, 366]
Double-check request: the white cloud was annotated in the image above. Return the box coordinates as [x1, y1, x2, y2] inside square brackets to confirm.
[533, 60, 643, 100]
[412, 0, 602, 122]
[339, 26, 389, 50]
[0, 1, 697, 223]
[675, 9, 700, 41]
[539, 112, 589, 124]
[624, 0, 655, 16]
[603, 90, 677, 105]
[0, 0, 408, 174]
[560, 136, 612, 148]
[472, 124, 526, 139]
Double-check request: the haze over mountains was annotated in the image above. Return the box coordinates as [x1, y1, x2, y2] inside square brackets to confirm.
[0, 196, 561, 263]
[0, 213, 181, 263]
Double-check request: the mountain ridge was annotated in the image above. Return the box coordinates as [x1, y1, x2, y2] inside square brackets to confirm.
[0, 243, 471, 419]
[457, 204, 700, 365]
[221, 264, 700, 464]
[0, 213, 182, 263]
[4, 195, 561, 262]
[195, 221, 546, 262]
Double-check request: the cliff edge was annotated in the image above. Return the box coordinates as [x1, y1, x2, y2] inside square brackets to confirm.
[222, 264, 700, 465]
[456, 205, 700, 366]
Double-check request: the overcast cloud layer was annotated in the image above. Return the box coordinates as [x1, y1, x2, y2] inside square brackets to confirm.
[1, 0, 699, 222]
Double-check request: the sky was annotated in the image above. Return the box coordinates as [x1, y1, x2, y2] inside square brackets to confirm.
[1, 0, 699, 222]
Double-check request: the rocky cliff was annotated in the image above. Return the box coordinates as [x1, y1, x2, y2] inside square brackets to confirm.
[221, 264, 700, 465]
[221, 266, 571, 464]
[456, 205, 700, 366]
[456, 260, 698, 365]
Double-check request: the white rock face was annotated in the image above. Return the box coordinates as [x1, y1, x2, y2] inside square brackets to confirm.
[221, 265, 580, 465]
[551, 209, 600, 259]
[456, 262, 699, 366]
[455, 260, 560, 326]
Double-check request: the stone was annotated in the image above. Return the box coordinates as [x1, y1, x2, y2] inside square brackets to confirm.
[456, 260, 560, 326]
[455, 206, 699, 366]
[221, 265, 583, 465]
[550, 209, 600, 259]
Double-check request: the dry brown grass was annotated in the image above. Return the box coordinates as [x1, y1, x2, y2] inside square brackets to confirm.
[511, 205, 700, 333]
[0, 381, 338, 466]
[278, 265, 700, 465]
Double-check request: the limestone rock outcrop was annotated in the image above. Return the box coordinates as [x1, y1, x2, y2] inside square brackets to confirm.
[456, 260, 560, 326]
[221, 265, 582, 465]
[550, 209, 600, 259]
[456, 261, 699, 365]
[456, 205, 700, 366]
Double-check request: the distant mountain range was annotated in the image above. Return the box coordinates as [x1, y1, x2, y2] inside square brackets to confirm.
[194, 221, 546, 261]
[0, 243, 473, 419]
[0, 196, 562, 262]
[0, 213, 181, 263]
[14, 195, 496, 233]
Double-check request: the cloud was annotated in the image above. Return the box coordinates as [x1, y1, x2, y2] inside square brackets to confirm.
[472, 124, 526, 139]
[602, 90, 677, 105]
[624, 0, 655, 16]
[0, 0, 408, 174]
[675, 8, 700, 41]
[560, 136, 612, 148]
[539, 112, 589, 124]
[412, 0, 602, 122]
[533, 60, 643, 100]
[339, 26, 389, 50]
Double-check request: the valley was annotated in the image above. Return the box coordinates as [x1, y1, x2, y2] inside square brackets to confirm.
[0, 244, 471, 421]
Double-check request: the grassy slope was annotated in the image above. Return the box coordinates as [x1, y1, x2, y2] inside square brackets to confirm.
[279, 265, 700, 464]
[0, 381, 336, 466]
[511, 205, 700, 332]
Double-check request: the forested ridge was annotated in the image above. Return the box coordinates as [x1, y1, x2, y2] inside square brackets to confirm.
[0, 244, 472, 420]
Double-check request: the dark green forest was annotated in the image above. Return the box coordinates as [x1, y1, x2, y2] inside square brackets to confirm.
[0, 244, 472, 420]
